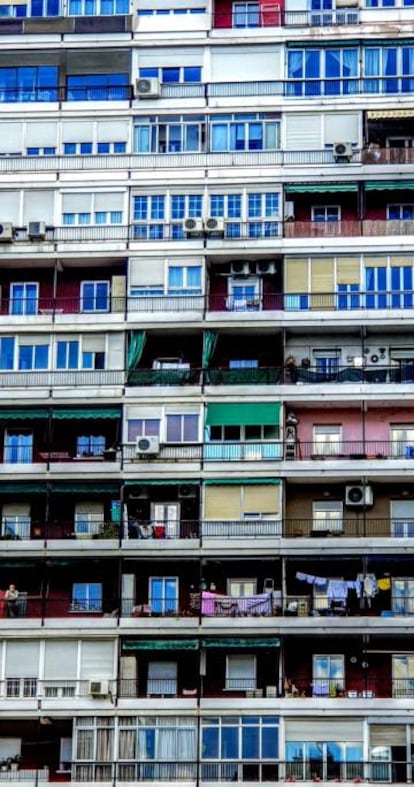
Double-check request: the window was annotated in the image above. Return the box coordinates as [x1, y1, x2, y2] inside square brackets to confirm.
[97, 141, 126, 153]
[4, 431, 33, 464]
[392, 654, 414, 697]
[170, 194, 203, 239]
[288, 49, 358, 96]
[134, 115, 205, 154]
[337, 284, 360, 310]
[226, 655, 256, 690]
[392, 579, 414, 615]
[313, 352, 340, 378]
[210, 193, 242, 237]
[210, 425, 278, 441]
[232, 1, 260, 27]
[72, 582, 103, 612]
[74, 502, 104, 537]
[139, 67, 202, 84]
[0, 4, 27, 16]
[229, 360, 258, 369]
[211, 114, 279, 152]
[391, 500, 414, 537]
[66, 73, 129, 101]
[133, 195, 165, 239]
[73, 717, 114, 781]
[2, 503, 31, 539]
[0, 66, 58, 102]
[312, 206, 341, 222]
[64, 142, 93, 155]
[201, 716, 279, 781]
[151, 502, 180, 538]
[127, 419, 160, 442]
[166, 413, 199, 442]
[0, 338, 14, 370]
[312, 501, 343, 532]
[18, 343, 48, 370]
[209, 191, 279, 238]
[68, 0, 128, 13]
[167, 266, 202, 295]
[57, 340, 79, 369]
[6, 678, 37, 697]
[30, 0, 60, 15]
[147, 661, 177, 696]
[313, 655, 345, 696]
[76, 435, 106, 457]
[81, 281, 110, 312]
[312, 425, 342, 456]
[387, 204, 414, 220]
[95, 211, 122, 225]
[363, 46, 414, 94]
[228, 274, 261, 309]
[63, 212, 91, 226]
[391, 424, 414, 458]
[286, 741, 363, 781]
[27, 146, 56, 155]
[365, 265, 387, 309]
[117, 715, 196, 779]
[227, 578, 257, 596]
[10, 283, 38, 316]
[149, 576, 178, 614]
[82, 350, 105, 370]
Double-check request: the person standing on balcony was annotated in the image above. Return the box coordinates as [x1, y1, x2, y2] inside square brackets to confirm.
[5, 584, 19, 617]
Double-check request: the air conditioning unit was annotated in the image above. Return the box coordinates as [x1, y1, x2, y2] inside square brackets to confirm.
[256, 261, 276, 275]
[28, 221, 46, 240]
[136, 436, 160, 456]
[135, 77, 161, 99]
[204, 217, 225, 236]
[178, 484, 197, 499]
[128, 484, 149, 499]
[345, 485, 373, 507]
[183, 217, 203, 237]
[284, 201, 295, 221]
[89, 680, 110, 697]
[230, 261, 251, 277]
[0, 222, 14, 242]
[334, 141, 353, 162]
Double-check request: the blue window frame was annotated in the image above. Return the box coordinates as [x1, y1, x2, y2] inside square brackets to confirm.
[80, 281, 110, 312]
[66, 73, 128, 101]
[0, 66, 58, 103]
[365, 266, 387, 309]
[72, 582, 102, 611]
[30, 0, 60, 15]
[149, 576, 178, 614]
[139, 66, 201, 84]
[0, 338, 14, 370]
[18, 344, 48, 370]
[287, 48, 358, 96]
[57, 340, 79, 369]
[337, 283, 360, 310]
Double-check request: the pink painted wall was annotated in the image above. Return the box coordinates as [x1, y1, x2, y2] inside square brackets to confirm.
[295, 407, 414, 443]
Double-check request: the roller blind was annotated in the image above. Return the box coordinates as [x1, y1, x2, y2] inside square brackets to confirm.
[285, 259, 308, 293]
[82, 335, 105, 352]
[370, 725, 406, 746]
[97, 120, 129, 142]
[243, 484, 279, 514]
[389, 256, 414, 267]
[5, 642, 39, 677]
[62, 193, 93, 213]
[325, 112, 359, 145]
[364, 256, 387, 268]
[285, 719, 363, 741]
[23, 191, 54, 224]
[140, 50, 202, 67]
[0, 123, 23, 153]
[80, 641, 114, 679]
[204, 486, 241, 519]
[44, 641, 78, 680]
[126, 405, 162, 419]
[108, 333, 124, 369]
[129, 258, 164, 287]
[62, 121, 94, 143]
[285, 114, 322, 151]
[2, 503, 30, 517]
[311, 258, 334, 292]
[336, 257, 360, 284]
[75, 501, 104, 517]
[26, 122, 58, 147]
[94, 192, 124, 212]
[0, 192, 19, 223]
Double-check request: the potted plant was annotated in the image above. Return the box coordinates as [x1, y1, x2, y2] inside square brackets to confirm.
[10, 756, 21, 772]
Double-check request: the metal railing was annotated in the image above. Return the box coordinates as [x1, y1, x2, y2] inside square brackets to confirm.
[201, 519, 282, 537]
[213, 8, 359, 25]
[1, 678, 115, 698]
[284, 517, 414, 538]
[295, 440, 414, 460]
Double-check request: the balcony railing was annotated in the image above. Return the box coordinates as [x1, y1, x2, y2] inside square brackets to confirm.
[201, 519, 282, 537]
[285, 219, 414, 238]
[0, 677, 116, 699]
[213, 8, 359, 26]
[295, 440, 414, 460]
[284, 517, 414, 538]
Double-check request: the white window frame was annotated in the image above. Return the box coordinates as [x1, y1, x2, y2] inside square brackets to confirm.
[390, 499, 414, 538]
[312, 654, 345, 696]
[227, 276, 261, 311]
[312, 500, 343, 531]
[227, 578, 257, 596]
[225, 654, 256, 690]
[147, 661, 178, 696]
[312, 424, 342, 456]
[391, 424, 414, 458]
[387, 203, 414, 220]
[80, 280, 110, 313]
[9, 282, 39, 316]
[151, 502, 180, 538]
[311, 205, 341, 222]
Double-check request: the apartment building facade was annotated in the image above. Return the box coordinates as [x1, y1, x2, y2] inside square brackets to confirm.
[0, 0, 412, 784]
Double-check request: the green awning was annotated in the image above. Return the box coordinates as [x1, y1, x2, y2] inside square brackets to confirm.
[123, 639, 199, 651]
[125, 480, 199, 486]
[0, 482, 47, 493]
[204, 479, 280, 485]
[365, 180, 414, 191]
[202, 638, 280, 649]
[52, 408, 120, 420]
[0, 408, 49, 419]
[206, 402, 280, 426]
[285, 183, 358, 194]
[51, 482, 120, 494]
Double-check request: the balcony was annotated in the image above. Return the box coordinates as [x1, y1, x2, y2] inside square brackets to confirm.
[285, 219, 414, 239]
[284, 517, 414, 538]
[293, 440, 414, 460]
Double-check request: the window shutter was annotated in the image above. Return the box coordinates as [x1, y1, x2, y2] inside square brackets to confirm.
[129, 258, 165, 287]
[285, 259, 308, 293]
[370, 725, 406, 746]
[75, 501, 104, 518]
[23, 191, 54, 224]
[204, 486, 241, 519]
[120, 656, 137, 696]
[44, 641, 78, 680]
[285, 114, 322, 151]
[107, 333, 124, 369]
[0, 192, 20, 223]
[336, 257, 360, 285]
[97, 120, 129, 142]
[148, 661, 177, 679]
[62, 193, 93, 214]
[389, 255, 414, 267]
[61, 121, 94, 143]
[0, 123, 23, 153]
[26, 122, 58, 147]
[82, 335, 105, 353]
[285, 719, 363, 741]
[324, 113, 359, 146]
[5, 642, 39, 677]
[2, 503, 30, 517]
[126, 405, 162, 420]
[80, 641, 114, 679]
[311, 258, 334, 308]
[243, 484, 280, 515]
[94, 193, 124, 212]
[364, 256, 386, 268]
[111, 276, 126, 314]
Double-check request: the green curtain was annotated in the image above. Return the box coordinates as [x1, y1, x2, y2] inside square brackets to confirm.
[202, 330, 218, 368]
[127, 331, 146, 371]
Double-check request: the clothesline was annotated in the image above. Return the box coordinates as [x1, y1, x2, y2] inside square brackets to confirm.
[295, 571, 391, 601]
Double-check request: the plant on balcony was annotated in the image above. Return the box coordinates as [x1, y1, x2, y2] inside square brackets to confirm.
[98, 522, 119, 539]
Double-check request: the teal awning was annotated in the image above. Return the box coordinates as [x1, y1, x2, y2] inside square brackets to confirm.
[204, 479, 280, 485]
[202, 638, 280, 648]
[365, 180, 414, 191]
[285, 183, 358, 194]
[52, 408, 120, 420]
[125, 480, 199, 486]
[0, 482, 47, 493]
[206, 402, 280, 426]
[51, 482, 120, 494]
[0, 408, 49, 419]
[123, 639, 199, 651]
